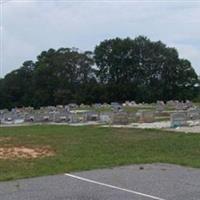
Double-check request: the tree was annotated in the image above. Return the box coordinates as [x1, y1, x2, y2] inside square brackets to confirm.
[0, 37, 198, 109]
[94, 36, 199, 102]
[0, 61, 35, 108]
[33, 48, 95, 106]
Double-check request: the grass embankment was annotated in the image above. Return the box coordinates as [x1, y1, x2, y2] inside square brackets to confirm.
[0, 125, 199, 181]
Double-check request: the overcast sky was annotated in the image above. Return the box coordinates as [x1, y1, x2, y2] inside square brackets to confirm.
[0, 0, 200, 77]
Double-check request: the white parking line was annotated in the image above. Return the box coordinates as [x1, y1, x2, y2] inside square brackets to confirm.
[65, 173, 167, 200]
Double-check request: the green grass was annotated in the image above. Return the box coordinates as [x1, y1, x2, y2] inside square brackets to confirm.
[194, 102, 200, 107]
[0, 125, 200, 181]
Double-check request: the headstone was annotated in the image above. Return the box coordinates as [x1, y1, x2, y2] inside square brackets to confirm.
[64, 105, 70, 112]
[1, 112, 14, 124]
[69, 103, 78, 109]
[68, 113, 80, 123]
[185, 100, 193, 109]
[138, 111, 155, 123]
[171, 112, 187, 128]
[130, 101, 137, 107]
[111, 102, 123, 112]
[102, 103, 110, 108]
[25, 115, 35, 122]
[54, 112, 69, 123]
[79, 104, 91, 110]
[187, 109, 200, 120]
[33, 113, 43, 122]
[128, 112, 137, 123]
[99, 113, 112, 123]
[175, 102, 184, 111]
[112, 112, 129, 125]
[167, 100, 176, 108]
[156, 101, 165, 112]
[92, 103, 102, 109]
[86, 112, 99, 121]
[43, 115, 50, 122]
[14, 118, 25, 124]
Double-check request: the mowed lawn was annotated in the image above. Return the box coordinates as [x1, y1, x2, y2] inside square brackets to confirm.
[0, 125, 200, 181]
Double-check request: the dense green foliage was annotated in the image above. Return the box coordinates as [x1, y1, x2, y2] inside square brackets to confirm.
[94, 36, 199, 102]
[0, 36, 199, 109]
[0, 125, 200, 181]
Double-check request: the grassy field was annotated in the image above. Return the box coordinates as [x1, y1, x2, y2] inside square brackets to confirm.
[0, 125, 200, 181]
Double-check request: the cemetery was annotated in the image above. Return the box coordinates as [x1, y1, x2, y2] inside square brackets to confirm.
[1, 2, 200, 200]
[0, 100, 199, 133]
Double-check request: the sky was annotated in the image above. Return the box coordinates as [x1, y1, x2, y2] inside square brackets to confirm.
[0, 0, 200, 77]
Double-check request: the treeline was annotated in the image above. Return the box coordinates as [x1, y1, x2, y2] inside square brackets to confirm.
[0, 36, 199, 109]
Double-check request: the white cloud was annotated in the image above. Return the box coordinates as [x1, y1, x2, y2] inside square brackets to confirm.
[1, 0, 200, 76]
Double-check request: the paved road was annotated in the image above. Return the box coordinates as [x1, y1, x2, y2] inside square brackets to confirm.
[0, 164, 199, 200]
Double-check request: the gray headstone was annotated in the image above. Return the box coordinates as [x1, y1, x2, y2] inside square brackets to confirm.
[171, 112, 187, 128]
[112, 112, 129, 125]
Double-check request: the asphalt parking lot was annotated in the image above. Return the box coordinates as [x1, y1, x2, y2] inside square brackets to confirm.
[0, 163, 199, 200]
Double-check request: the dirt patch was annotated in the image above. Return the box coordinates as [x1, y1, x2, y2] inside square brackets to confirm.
[0, 146, 55, 159]
[0, 137, 11, 142]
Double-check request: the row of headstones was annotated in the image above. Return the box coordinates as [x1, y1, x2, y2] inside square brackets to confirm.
[110, 108, 200, 126]
[0, 106, 70, 117]
[0, 103, 115, 114]
[167, 100, 193, 108]
[0, 110, 156, 125]
[91, 100, 194, 113]
[0, 102, 198, 126]
[171, 108, 200, 128]
[78, 100, 194, 111]
[156, 100, 194, 112]
[0, 100, 193, 116]
[111, 109, 200, 127]
[0, 111, 99, 124]
[0, 103, 122, 121]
